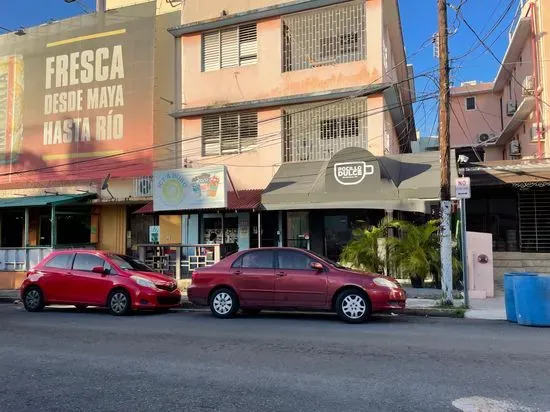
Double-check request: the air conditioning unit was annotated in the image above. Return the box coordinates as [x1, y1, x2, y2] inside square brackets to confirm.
[522, 75, 535, 96]
[509, 140, 521, 156]
[477, 132, 496, 144]
[134, 176, 153, 197]
[507, 101, 518, 116]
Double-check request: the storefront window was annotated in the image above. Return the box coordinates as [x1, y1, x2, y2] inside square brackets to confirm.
[286, 212, 309, 249]
[0, 211, 24, 247]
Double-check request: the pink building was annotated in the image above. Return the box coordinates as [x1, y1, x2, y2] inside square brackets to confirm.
[149, 0, 453, 260]
[450, 0, 550, 285]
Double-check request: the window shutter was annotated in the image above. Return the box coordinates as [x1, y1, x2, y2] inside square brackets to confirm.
[221, 28, 239, 68]
[202, 115, 221, 155]
[202, 32, 220, 72]
[239, 24, 258, 66]
[220, 113, 239, 154]
[239, 112, 258, 150]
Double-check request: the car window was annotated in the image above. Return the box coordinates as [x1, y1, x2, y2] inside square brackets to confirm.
[72, 253, 106, 272]
[109, 254, 153, 272]
[44, 254, 72, 269]
[277, 250, 316, 270]
[240, 251, 275, 269]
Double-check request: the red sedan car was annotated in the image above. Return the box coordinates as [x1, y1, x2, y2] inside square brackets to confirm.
[20, 250, 181, 315]
[188, 247, 406, 323]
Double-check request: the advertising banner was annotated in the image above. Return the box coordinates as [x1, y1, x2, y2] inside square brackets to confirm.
[0, 3, 155, 184]
[153, 166, 228, 212]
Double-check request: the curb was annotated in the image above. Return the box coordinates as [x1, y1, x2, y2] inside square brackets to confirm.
[404, 308, 466, 318]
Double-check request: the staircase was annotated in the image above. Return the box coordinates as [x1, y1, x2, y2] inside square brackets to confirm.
[493, 252, 550, 295]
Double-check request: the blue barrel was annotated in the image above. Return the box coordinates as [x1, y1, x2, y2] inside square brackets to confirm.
[504, 273, 518, 322]
[514, 274, 550, 327]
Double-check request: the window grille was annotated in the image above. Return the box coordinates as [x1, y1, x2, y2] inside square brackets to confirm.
[282, 1, 366, 72]
[283, 98, 368, 162]
[202, 112, 258, 156]
[202, 24, 258, 72]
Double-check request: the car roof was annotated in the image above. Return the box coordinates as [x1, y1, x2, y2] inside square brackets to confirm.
[50, 249, 112, 255]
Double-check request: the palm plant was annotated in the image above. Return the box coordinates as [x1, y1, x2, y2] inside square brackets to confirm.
[387, 220, 440, 288]
[339, 220, 389, 273]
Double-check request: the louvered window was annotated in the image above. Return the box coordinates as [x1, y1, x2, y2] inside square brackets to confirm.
[282, 1, 366, 72]
[202, 24, 258, 72]
[202, 112, 258, 156]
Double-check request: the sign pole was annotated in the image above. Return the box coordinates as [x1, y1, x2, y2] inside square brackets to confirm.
[456, 176, 471, 307]
[460, 198, 469, 307]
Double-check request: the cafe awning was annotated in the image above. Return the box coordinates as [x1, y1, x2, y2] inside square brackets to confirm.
[0, 193, 96, 209]
[262, 148, 457, 214]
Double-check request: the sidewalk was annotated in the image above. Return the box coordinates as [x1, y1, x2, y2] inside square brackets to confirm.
[0, 289, 19, 303]
[465, 297, 506, 321]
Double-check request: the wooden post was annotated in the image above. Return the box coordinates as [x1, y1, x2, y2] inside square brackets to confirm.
[439, 0, 453, 304]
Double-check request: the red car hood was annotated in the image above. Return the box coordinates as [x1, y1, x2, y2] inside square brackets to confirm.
[335, 267, 400, 283]
[128, 271, 175, 285]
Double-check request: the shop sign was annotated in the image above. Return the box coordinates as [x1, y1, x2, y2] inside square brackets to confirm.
[334, 161, 374, 186]
[455, 177, 471, 199]
[153, 166, 227, 212]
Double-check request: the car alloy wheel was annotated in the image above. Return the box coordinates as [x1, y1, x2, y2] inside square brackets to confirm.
[109, 291, 130, 316]
[210, 288, 239, 319]
[24, 288, 44, 312]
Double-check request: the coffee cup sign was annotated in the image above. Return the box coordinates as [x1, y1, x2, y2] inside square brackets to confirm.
[334, 161, 374, 186]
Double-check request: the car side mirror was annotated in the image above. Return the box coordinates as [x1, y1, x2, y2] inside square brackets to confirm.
[311, 262, 324, 272]
[92, 266, 109, 275]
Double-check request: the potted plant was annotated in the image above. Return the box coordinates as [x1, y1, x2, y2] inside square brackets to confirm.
[339, 220, 389, 273]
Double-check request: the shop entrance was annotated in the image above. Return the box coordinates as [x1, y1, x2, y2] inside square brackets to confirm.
[286, 211, 309, 249]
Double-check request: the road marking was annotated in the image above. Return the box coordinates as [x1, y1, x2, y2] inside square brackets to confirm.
[452, 396, 538, 412]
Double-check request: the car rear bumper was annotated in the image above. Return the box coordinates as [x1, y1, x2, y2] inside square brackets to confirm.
[132, 288, 182, 309]
[187, 285, 209, 306]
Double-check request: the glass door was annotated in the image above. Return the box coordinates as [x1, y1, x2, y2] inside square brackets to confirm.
[324, 215, 349, 261]
[286, 212, 309, 249]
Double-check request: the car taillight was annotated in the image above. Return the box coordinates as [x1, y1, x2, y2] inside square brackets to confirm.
[191, 271, 198, 281]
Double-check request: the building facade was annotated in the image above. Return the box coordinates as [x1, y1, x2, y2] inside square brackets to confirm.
[449, 0, 550, 285]
[0, 0, 179, 288]
[148, 0, 453, 262]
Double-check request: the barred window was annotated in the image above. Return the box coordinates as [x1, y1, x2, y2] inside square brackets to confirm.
[282, 2, 366, 72]
[283, 98, 368, 162]
[202, 24, 258, 72]
[202, 112, 258, 156]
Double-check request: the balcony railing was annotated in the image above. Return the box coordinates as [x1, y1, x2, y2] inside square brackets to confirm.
[137, 244, 228, 280]
[0, 248, 53, 272]
[509, 0, 528, 42]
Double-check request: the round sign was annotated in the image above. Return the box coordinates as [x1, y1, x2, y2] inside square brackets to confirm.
[161, 178, 185, 206]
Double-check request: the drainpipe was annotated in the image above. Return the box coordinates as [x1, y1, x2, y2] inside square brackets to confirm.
[528, 2, 543, 159]
[499, 97, 504, 130]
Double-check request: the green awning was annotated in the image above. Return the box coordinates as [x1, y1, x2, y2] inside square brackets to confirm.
[0, 193, 96, 209]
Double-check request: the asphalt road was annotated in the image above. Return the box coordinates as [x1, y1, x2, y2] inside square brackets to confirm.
[1, 305, 550, 412]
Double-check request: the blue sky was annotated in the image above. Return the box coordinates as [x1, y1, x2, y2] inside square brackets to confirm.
[1, 0, 519, 137]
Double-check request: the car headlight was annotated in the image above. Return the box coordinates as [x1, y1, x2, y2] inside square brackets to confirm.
[373, 277, 399, 289]
[131, 276, 157, 289]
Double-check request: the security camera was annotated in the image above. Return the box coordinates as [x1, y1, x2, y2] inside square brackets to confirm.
[458, 154, 470, 164]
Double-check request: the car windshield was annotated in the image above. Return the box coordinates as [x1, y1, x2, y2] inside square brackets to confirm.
[109, 255, 154, 272]
[305, 250, 346, 269]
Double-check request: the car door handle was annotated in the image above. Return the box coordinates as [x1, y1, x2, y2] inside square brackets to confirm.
[276, 272, 287, 277]
[233, 270, 242, 275]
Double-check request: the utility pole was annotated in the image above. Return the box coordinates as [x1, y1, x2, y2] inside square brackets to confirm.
[438, 0, 453, 305]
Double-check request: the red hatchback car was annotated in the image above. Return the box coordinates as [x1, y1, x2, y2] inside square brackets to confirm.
[188, 247, 406, 323]
[20, 250, 181, 315]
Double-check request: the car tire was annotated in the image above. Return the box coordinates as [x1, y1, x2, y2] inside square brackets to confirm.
[242, 308, 262, 316]
[75, 305, 87, 312]
[335, 289, 371, 324]
[108, 290, 131, 316]
[210, 288, 239, 319]
[23, 287, 45, 313]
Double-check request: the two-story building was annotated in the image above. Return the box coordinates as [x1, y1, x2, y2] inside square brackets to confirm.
[145, 0, 454, 261]
[450, 0, 550, 285]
